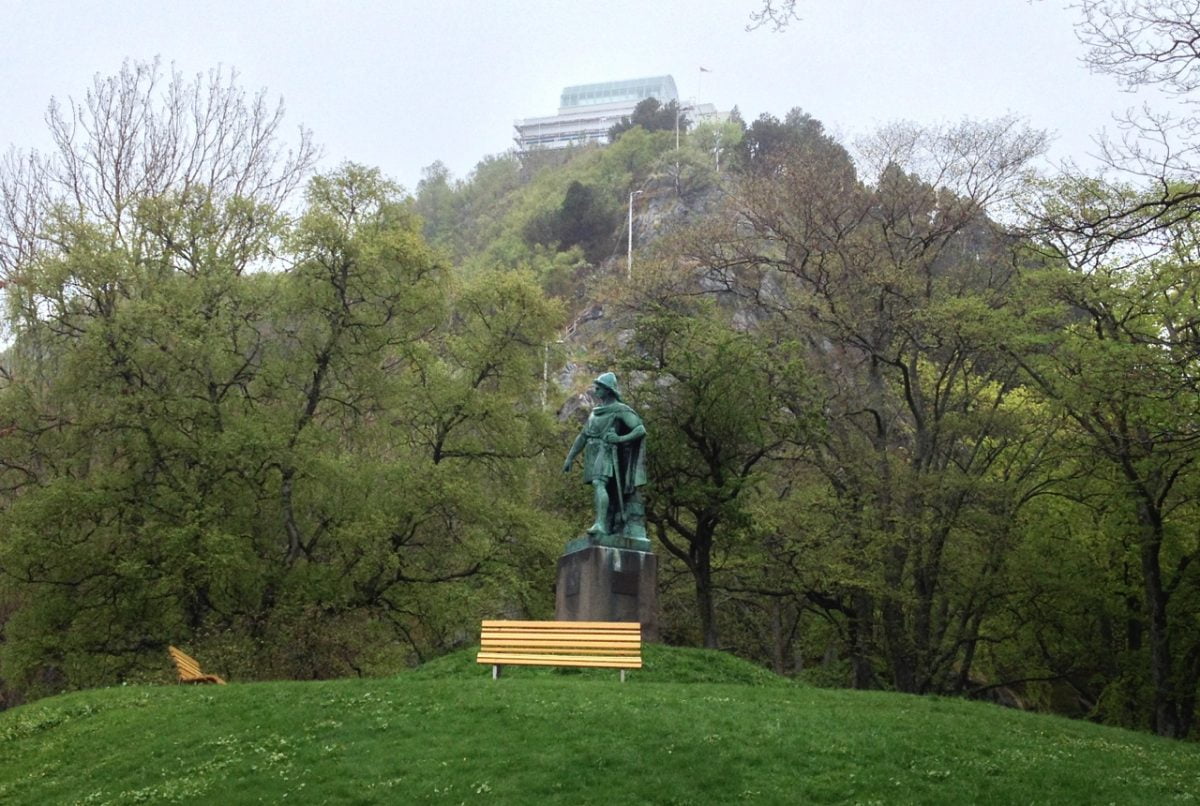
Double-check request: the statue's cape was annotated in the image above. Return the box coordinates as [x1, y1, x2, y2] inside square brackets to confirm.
[586, 402, 647, 491]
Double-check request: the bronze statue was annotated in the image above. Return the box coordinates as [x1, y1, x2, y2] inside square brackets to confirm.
[563, 372, 648, 542]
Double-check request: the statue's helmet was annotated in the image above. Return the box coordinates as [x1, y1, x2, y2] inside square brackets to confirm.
[593, 372, 621, 399]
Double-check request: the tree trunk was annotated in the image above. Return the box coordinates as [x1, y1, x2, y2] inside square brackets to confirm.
[695, 556, 719, 649]
[688, 521, 720, 649]
[1141, 523, 1181, 737]
[1177, 642, 1200, 739]
[1132, 489, 1190, 738]
[849, 590, 876, 689]
[882, 596, 917, 692]
[883, 541, 918, 692]
[770, 598, 786, 675]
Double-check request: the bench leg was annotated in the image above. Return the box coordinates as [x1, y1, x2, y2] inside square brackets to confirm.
[492, 665, 500, 680]
[620, 669, 626, 683]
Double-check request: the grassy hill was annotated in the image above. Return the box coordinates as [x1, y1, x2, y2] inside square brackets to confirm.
[1, 645, 1197, 804]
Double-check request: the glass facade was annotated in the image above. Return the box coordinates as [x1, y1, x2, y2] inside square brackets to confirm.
[514, 75, 686, 152]
[559, 76, 679, 110]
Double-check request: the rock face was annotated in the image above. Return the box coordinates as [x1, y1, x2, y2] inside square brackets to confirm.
[549, 175, 733, 418]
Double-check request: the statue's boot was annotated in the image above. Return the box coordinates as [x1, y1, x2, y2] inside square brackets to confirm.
[586, 522, 607, 537]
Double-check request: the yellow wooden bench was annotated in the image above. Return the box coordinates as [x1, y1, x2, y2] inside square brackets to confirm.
[477, 620, 642, 681]
[167, 645, 227, 685]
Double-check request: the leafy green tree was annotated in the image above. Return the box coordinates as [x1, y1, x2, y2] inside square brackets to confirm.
[1009, 196, 1200, 737]
[690, 120, 745, 171]
[732, 108, 850, 175]
[1022, 4, 1200, 732]
[613, 266, 820, 648]
[0, 161, 564, 697]
[677, 116, 1050, 691]
[651, 146, 718, 203]
[608, 98, 690, 141]
[989, 1, 1200, 737]
[0, 63, 566, 703]
[555, 181, 619, 262]
[413, 161, 459, 254]
[0, 60, 316, 697]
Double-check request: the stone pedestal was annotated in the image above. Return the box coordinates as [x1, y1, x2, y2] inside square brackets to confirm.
[555, 544, 658, 641]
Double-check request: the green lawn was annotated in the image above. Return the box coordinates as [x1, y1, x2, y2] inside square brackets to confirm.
[1, 646, 1197, 804]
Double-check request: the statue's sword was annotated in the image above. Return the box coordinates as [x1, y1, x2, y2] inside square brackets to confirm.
[610, 438, 625, 527]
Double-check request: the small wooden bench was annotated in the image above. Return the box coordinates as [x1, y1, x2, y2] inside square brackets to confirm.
[168, 646, 227, 685]
[477, 620, 642, 682]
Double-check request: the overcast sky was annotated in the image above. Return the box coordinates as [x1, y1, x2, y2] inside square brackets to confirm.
[0, 1, 1156, 192]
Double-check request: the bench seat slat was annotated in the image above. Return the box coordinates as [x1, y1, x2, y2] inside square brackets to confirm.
[482, 638, 643, 642]
[482, 646, 640, 656]
[482, 647, 640, 655]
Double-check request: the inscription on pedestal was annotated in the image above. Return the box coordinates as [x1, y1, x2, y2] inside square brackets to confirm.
[612, 570, 639, 596]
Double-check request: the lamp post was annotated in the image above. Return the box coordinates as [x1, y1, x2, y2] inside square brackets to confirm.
[674, 104, 694, 195]
[627, 190, 643, 279]
[675, 104, 691, 151]
[542, 342, 550, 410]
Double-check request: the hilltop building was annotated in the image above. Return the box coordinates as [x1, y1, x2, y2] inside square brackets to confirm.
[514, 75, 721, 151]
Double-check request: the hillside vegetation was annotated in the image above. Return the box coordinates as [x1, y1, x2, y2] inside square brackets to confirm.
[2, 646, 1198, 805]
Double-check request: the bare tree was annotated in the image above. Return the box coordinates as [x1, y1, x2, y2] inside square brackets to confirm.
[1048, 2, 1200, 245]
[856, 116, 1049, 214]
[746, 0, 801, 32]
[1077, 0, 1200, 94]
[0, 59, 318, 280]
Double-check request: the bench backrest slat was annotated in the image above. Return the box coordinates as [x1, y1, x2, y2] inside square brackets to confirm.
[482, 620, 639, 630]
[482, 639, 639, 649]
[169, 648, 201, 674]
[168, 646, 226, 684]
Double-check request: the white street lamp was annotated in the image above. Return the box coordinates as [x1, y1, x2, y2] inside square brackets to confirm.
[674, 104, 694, 151]
[674, 104, 695, 194]
[627, 190, 643, 279]
[542, 341, 550, 410]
